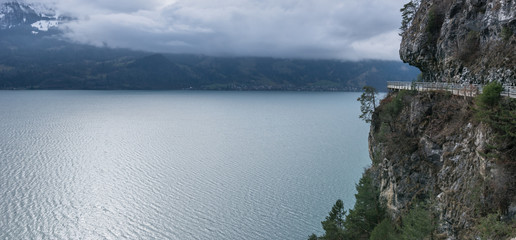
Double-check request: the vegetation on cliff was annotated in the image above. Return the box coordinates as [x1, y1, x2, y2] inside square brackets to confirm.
[475, 82, 516, 163]
[312, 0, 516, 238]
[314, 87, 515, 239]
[310, 166, 439, 240]
[368, 90, 515, 239]
[357, 86, 378, 123]
[309, 172, 385, 240]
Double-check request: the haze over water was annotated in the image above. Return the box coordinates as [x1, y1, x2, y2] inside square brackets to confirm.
[0, 91, 371, 239]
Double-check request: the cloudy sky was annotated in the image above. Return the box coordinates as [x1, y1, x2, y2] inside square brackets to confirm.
[30, 0, 405, 60]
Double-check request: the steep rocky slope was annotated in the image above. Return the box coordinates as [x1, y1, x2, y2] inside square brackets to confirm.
[311, 1, 515, 239]
[369, 91, 515, 239]
[365, 0, 516, 238]
[400, 0, 516, 84]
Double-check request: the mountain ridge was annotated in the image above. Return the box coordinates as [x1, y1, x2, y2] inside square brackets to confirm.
[0, 1, 420, 91]
[0, 1, 62, 34]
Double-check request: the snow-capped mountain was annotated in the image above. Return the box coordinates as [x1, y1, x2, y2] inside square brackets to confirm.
[0, 1, 65, 34]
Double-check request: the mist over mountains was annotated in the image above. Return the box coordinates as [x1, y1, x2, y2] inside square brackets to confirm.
[0, 1, 419, 91]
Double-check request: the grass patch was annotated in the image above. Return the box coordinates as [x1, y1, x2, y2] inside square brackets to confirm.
[476, 213, 516, 240]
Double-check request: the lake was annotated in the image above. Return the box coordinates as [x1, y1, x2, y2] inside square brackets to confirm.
[0, 91, 371, 239]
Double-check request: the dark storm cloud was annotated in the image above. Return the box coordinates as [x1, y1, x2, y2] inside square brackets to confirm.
[39, 0, 405, 60]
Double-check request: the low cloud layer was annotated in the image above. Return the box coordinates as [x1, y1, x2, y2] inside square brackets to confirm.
[25, 0, 405, 60]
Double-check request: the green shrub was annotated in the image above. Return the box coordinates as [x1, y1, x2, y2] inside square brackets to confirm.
[370, 218, 400, 240]
[382, 98, 402, 119]
[477, 213, 516, 240]
[381, 90, 412, 122]
[400, 202, 435, 240]
[474, 82, 516, 161]
[376, 122, 391, 143]
[475, 82, 501, 126]
[476, 82, 503, 109]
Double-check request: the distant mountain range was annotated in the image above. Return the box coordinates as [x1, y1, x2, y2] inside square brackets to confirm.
[0, 1, 419, 91]
[0, 1, 66, 33]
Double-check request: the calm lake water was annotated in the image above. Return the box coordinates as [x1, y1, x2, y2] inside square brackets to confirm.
[0, 91, 371, 239]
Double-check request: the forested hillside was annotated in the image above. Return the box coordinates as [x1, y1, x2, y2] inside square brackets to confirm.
[0, 33, 419, 91]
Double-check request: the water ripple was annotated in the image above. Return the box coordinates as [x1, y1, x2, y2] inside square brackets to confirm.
[0, 91, 370, 239]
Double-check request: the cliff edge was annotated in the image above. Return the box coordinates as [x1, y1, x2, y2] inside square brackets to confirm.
[369, 1, 516, 238]
[369, 91, 515, 239]
[311, 1, 515, 239]
[400, 0, 516, 84]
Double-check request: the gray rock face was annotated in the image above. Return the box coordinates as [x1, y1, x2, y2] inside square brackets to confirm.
[400, 0, 516, 85]
[369, 92, 515, 239]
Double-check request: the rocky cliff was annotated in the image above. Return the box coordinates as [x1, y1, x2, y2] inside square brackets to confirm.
[369, 91, 515, 239]
[372, 2, 516, 238]
[400, 0, 516, 84]
[311, 1, 515, 239]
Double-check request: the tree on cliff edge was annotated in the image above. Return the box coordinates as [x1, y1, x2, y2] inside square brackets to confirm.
[358, 86, 378, 123]
[400, 0, 420, 34]
[320, 199, 346, 239]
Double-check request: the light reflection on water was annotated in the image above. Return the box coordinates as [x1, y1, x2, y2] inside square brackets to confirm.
[0, 91, 370, 239]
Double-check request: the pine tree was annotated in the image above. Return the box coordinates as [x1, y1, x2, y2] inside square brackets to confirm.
[370, 218, 400, 240]
[400, 202, 434, 240]
[343, 174, 385, 239]
[400, 0, 420, 34]
[357, 86, 377, 123]
[320, 199, 346, 240]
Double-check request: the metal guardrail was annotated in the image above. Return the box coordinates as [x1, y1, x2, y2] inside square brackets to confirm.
[503, 86, 516, 98]
[386, 81, 516, 99]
